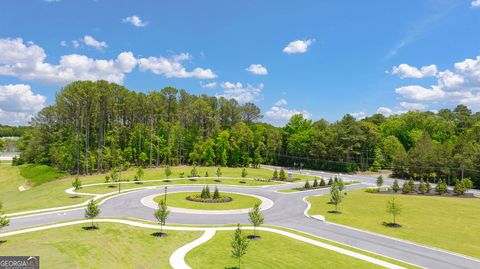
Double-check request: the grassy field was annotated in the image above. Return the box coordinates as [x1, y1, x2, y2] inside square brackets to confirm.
[186, 230, 384, 269]
[0, 165, 310, 213]
[154, 191, 262, 210]
[19, 164, 67, 186]
[0, 223, 201, 268]
[307, 189, 480, 258]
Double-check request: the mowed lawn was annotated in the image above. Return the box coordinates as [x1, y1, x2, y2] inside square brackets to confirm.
[0, 223, 202, 268]
[307, 190, 480, 259]
[154, 192, 262, 210]
[186, 230, 384, 269]
[0, 165, 306, 213]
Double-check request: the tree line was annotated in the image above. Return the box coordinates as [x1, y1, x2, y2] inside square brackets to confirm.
[15, 80, 480, 188]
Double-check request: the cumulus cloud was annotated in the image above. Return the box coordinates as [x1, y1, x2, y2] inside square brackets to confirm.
[0, 38, 137, 85]
[200, 81, 217, 89]
[246, 64, 268, 75]
[216, 82, 263, 103]
[399, 101, 427, 110]
[60, 40, 67, 47]
[265, 105, 311, 126]
[391, 55, 480, 110]
[390, 64, 437, 78]
[376, 107, 407, 117]
[0, 84, 46, 125]
[472, 0, 480, 8]
[274, 98, 287, 106]
[139, 53, 216, 79]
[82, 35, 107, 50]
[350, 111, 366, 120]
[282, 39, 314, 54]
[123, 15, 148, 27]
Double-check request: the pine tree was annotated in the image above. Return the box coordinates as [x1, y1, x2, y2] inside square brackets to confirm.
[401, 181, 411, 194]
[205, 171, 209, 177]
[313, 179, 318, 188]
[272, 169, 279, 180]
[213, 186, 220, 199]
[408, 179, 415, 191]
[392, 179, 400, 193]
[320, 178, 326, 186]
[216, 167, 222, 179]
[328, 178, 334, 185]
[419, 180, 427, 194]
[304, 181, 311, 189]
[190, 166, 198, 177]
[205, 185, 211, 198]
[164, 165, 172, 178]
[376, 175, 384, 189]
[279, 168, 287, 181]
[453, 180, 466, 195]
[241, 168, 248, 178]
[436, 180, 448, 194]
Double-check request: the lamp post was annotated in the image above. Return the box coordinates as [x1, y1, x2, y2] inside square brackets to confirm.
[164, 186, 168, 204]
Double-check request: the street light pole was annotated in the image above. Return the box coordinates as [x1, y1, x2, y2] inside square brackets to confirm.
[164, 186, 168, 204]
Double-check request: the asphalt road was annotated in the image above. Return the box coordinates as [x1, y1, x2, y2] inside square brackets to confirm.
[4, 169, 480, 269]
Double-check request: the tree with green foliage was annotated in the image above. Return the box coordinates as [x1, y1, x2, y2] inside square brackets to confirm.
[401, 181, 412, 194]
[231, 224, 249, 269]
[213, 186, 220, 199]
[320, 178, 326, 186]
[418, 179, 427, 194]
[248, 203, 264, 238]
[72, 176, 82, 191]
[330, 185, 342, 212]
[241, 168, 248, 178]
[279, 168, 287, 181]
[134, 166, 144, 183]
[190, 166, 198, 177]
[164, 165, 172, 178]
[408, 179, 415, 191]
[216, 167, 222, 179]
[313, 179, 318, 188]
[337, 178, 345, 191]
[386, 197, 401, 226]
[304, 181, 311, 189]
[272, 169, 278, 180]
[154, 200, 169, 235]
[436, 180, 448, 194]
[376, 175, 384, 189]
[463, 178, 473, 190]
[205, 171, 209, 177]
[0, 201, 10, 231]
[205, 185, 211, 198]
[104, 175, 110, 183]
[453, 180, 466, 195]
[425, 180, 432, 193]
[84, 200, 100, 228]
[392, 179, 400, 193]
[327, 178, 333, 185]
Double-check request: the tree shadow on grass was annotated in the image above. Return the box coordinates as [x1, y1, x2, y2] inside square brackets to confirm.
[108, 185, 117, 188]
[70, 195, 80, 199]
[151, 232, 168, 237]
[0, 240, 7, 245]
[247, 235, 261, 240]
[382, 222, 402, 228]
[82, 226, 99, 231]
[327, 210, 342, 214]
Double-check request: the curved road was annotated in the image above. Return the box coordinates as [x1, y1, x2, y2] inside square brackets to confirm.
[3, 171, 480, 269]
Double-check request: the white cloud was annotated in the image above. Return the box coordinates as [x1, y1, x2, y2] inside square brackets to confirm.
[376, 107, 407, 117]
[266, 105, 311, 126]
[216, 82, 263, 103]
[123, 15, 148, 27]
[399, 101, 426, 110]
[200, 81, 217, 89]
[350, 111, 366, 120]
[472, 0, 480, 8]
[0, 84, 46, 125]
[0, 38, 136, 85]
[246, 64, 268, 75]
[391, 55, 480, 110]
[274, 98, 287, 106]
[82, 35, 107, 50]
[395, 85, 445, 101]
[138, 53, 216, 79]
[390, 64, 437, 78]
[72, 40, 80, 48]
[60, 40, 67, 47]
[282, 39, 314, 54]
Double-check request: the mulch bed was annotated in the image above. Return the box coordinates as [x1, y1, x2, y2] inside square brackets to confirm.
[186, 195, 233, 203]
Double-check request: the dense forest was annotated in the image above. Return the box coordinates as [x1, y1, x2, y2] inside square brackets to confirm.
[16, 80, 480, 188]
[0, 125, 30, 137]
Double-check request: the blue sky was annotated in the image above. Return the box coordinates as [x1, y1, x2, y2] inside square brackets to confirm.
[0, 0, 480, 126]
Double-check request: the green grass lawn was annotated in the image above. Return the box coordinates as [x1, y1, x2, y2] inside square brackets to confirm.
[307, 189, 480, 259]
[186, 230, 384, 269]
[154, 191, 262, 210]
[0, 165, 300, 213]
[0, 223, 201, 268]
[19, 164, 67, 186]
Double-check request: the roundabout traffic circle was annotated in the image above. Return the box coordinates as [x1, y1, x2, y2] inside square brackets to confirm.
[141, 191, 274, 215]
